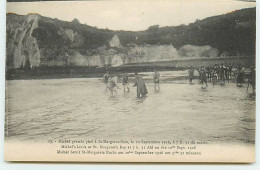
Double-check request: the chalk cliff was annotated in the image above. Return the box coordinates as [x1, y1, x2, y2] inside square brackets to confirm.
[6, 7, 255, 69]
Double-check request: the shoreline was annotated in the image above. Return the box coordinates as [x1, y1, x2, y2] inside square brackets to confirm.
[6, 56, 255, 80]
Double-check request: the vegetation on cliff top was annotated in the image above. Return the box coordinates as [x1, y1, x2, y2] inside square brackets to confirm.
[7, 7, 256, 57]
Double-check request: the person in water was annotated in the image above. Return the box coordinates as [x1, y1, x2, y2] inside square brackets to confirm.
[188, 66, 195, 84]
[103, 71, 110, 91]
[153, 69, 160, 90]
[107, 74, 119, 97]
[133, 73, 148, 98]
[247, 66, 255, 94]
[122, 72, 130, 93]
[236, 66, 243, 87]
[200, 67, 208, 87]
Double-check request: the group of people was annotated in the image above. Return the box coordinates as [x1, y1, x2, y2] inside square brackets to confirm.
[102, 63, 255, 98]
[103, 69, 161, 98]
[188, 63, 256, 94]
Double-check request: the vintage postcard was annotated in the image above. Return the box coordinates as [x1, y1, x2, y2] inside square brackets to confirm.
[5, 0, 256, 162]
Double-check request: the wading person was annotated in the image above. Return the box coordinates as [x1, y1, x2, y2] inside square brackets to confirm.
[200, 67, 208, 88]
[224, 64, 229, 82]
[247, 66, 255, 94]
[228, 63, 233, 80]
[236, 66, 243, 87]
[133, 73, 148, 98]
[103, 71, 110, 91]
[219, 65, 225, 84]
[107, 74, 119, 97]
[153, 69, 160, 90]
[122, 72, 130, 93]
[188, 66, 195, 84]
[206, 66, 211, 82]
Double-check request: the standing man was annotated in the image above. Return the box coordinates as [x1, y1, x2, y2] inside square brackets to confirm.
[200, 67, 208, 87]
[133, 73, 148, 98]
[122, 72, 130, 93]
[228, 63, 233, 80]
[219, 64, 225, 84]
[188, 66, 195, 84]
[103, 71, 110, 91]
[236, 66, 243, 87]
[153, 69, 160, 90]
[247, 66, 255, 94]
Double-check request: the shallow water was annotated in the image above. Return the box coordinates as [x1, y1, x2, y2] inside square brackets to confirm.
[5, 71, 255, 144]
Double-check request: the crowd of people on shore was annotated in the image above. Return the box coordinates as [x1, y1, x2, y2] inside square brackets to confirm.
[102, 63, 255, 98]
[188, 63, 256, 93]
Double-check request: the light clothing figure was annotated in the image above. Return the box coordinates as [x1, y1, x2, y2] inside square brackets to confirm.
[107, 76, 119, 96]
[153, 70, 160, 90]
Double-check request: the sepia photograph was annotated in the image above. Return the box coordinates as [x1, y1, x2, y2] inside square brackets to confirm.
[4, 0, 256, 162]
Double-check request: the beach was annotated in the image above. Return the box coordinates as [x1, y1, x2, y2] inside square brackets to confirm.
[5, 71, 255, 144]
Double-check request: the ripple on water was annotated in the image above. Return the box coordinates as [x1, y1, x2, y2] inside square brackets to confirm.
[5, 78, 255, 143]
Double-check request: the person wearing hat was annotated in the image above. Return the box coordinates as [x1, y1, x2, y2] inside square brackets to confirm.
[133, 73, 148, 98]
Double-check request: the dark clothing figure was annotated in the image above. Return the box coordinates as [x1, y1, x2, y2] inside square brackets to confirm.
[122, 74, 129, 85]
[133, 75, 148, 98]
[237, 69, 243, 85]
[122, 73, 130, 92]
[200, 68, 208, 86]
[103, 73, 109, 84]
[228, 65, 233, 79]
[103, 73, 110, 91]
[248, 67, 256, 93]
[153, 71, 160, 83]
[219, 66, 225, 83]
[188, 68, 195, 83]
[206, 67, 211, 82]
[224, 66, 229, 81]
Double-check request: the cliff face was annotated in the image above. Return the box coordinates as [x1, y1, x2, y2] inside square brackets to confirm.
[6, 7, 255, 69]
[178, 45, 219, 58]
[6, 14, 41, 69]
[60, 43, 179, 67]
[6, 14, 181, 68]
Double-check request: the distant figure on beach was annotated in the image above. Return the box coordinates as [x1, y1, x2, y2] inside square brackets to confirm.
[153, 69, 160, 90]
[200, 67, 208, 88]
[103, 71, 110, 91]
[228, 63, 233, 80]
[133, 73, 148, 98]
[107, 74, 119, 97]
[188, 66, 195, 84]
[236, 66, 243, 87]
[206, 66, 212, 82]
[122, 72, 130, 93]
[224, 64, 229, 81]
[247, 66, 255, 94]
[219, 64, 225, 84]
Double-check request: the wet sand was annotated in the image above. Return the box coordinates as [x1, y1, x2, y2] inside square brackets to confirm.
[5, 71, 255, 144]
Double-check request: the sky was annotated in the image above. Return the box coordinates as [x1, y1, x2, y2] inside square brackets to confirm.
[6, 0, 256, 31]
